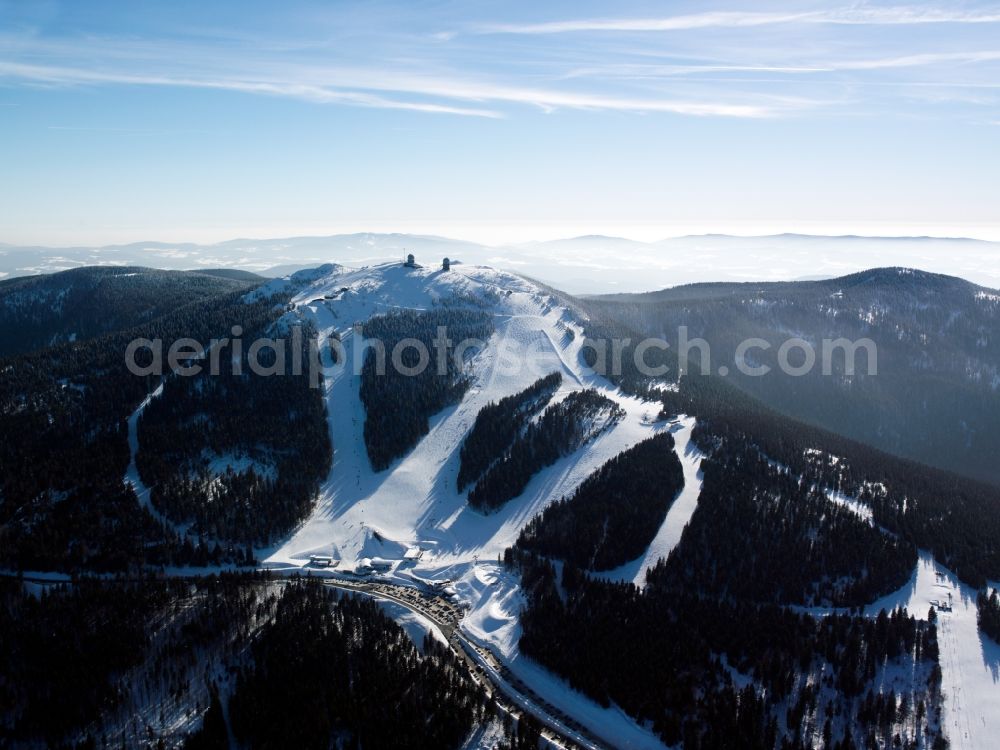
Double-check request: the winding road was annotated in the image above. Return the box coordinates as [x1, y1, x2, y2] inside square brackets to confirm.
[320, 577, 611, 750]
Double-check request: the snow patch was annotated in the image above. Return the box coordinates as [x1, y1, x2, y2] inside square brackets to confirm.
[373, 598, 449, 652]
[825, 489, 875, 524]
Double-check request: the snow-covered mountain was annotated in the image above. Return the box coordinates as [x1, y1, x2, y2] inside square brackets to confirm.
[5, 258, 1000, 749]
[249, 260, 680, 747]
[255, 259, 673, 571]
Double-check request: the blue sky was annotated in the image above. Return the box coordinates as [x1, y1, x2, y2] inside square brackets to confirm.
[2, 0, 999, 245]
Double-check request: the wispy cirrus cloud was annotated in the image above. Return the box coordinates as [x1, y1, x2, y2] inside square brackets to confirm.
[835, 50, 1000, 70]
[0, 59, 782, 118]
[0, 61, 506, 118]
[565, 51, 1000, 81]
[476, 11, 817, 35]
[475, 6, 1000, 35]
[817, 5, 1000, 25]
[1, 3, 997, 123]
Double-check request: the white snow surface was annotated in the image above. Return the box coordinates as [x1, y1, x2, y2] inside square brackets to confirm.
[372, 598, 449, 653]
[460, 719, 508, 750]
[261, 261, 666, 575]
[125, 383, 166, 522]
[260, 261, 673, 747]
[825, 488, 876, 524]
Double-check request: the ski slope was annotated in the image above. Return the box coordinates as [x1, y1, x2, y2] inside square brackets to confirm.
[255, 261, 679, 746]
[260, 261, 668, 576]
[861, 553, 1000, 750]
[800, 482, 1000, 747]
[801, 509, 1000, 749]
[96, 259, 1000, 747]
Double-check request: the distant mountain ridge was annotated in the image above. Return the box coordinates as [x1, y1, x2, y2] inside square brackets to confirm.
[0, 266, 261, 357]
[592, 265, 991, 302]
[589, 265, 1000, 486]
[3, 232, 999, 293]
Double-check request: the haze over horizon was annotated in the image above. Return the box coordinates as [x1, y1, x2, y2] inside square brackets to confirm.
[6, 226, 1000, 247]
[3, 231, 999, 295]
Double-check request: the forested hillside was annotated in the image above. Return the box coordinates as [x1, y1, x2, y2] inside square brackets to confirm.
[529, 276, 678, 397]
[0, 576, 178, 744]
[136, 319, 331, 545]
[504, 359, 1000, 747]
[654, 438, 915, 607]
[509, 550, 944, 749]
[588, 267, 1000, 486]
[0, 576, 527, 749]
[457, 372, 561, 491]
[360, 307, 494, 471]
[467, 389, 624, 512]
[225, 583, 486, 750]
[659, 374, 1000, 588]
[0, 284, 285, 572]
[580, 313, 677, 396]
[516, 431, 684, 571]
[0, 266, 259, 357]
[5, 259, 999, 749]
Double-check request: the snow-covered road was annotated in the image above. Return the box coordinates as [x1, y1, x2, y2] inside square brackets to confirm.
[124, 382, 167, 523]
